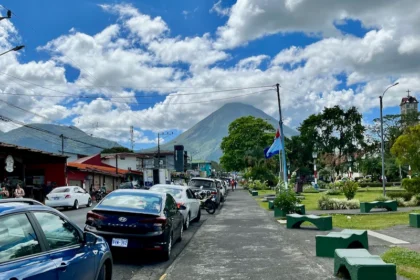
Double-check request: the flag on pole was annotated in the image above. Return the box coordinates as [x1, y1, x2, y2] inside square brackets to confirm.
[264, 129, 283, 159]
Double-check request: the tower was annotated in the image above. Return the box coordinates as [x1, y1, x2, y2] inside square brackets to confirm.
[400, 90, 419, 115]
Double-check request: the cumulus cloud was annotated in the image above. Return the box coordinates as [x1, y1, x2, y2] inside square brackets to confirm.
[210, 0, 231, 17]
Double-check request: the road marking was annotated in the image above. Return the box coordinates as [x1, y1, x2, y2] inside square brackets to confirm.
[159, 274, 167, 280]
[368, 230, 409, 244]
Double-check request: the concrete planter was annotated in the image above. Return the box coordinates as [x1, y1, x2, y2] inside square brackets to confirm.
[274, 206, 287, 218]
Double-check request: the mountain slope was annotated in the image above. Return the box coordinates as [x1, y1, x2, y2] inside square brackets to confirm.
[155, 103, 299, 162]
[0, 124, 121, 155]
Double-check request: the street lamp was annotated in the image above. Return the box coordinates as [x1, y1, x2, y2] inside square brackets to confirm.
[379, 82, 399, 196]
[0, 45, 25, 57]
[312, 150, 318, 189]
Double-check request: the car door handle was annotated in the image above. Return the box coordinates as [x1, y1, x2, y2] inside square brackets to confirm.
[57, 262, 68, 271]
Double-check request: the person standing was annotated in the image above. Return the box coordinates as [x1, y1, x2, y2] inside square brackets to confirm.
[231, 179, 235, 192]
[0, 186, 9, 199]
[234, 180, 237, 190]
[14, 184, 25, 198]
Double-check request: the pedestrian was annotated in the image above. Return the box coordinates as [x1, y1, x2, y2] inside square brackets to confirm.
[0, 186, 9, 199]
[14, 184, 25, 198]
[234, 180, 237, 190]
[231, 179, 235, 192]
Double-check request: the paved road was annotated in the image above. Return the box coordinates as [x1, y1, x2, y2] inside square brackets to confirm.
[61, 201, 222, 280]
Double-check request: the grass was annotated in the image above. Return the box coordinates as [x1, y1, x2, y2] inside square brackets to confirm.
[331, 210, 420, 230]
[382, 247, 420, 280]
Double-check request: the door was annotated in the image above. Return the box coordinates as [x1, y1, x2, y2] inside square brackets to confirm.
[153, 169, 160, 184]
[165, 194, 182, 239]
[76, 187, 88, 205]
[186, 189, 199, 219]
[32, 212, 96, 280]
[0, 213, 58, 280]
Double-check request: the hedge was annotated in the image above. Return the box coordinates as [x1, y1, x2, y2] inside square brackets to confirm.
[402, 178, 420, 194]
[358, 182, 400, 188]
[387, 191, 413, 201]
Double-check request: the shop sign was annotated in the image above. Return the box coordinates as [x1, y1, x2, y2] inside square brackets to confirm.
[5, 155, 14, 173]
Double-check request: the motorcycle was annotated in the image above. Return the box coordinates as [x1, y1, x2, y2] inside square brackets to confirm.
[94, 190, 106, 202]
[195, 188, 216, 214]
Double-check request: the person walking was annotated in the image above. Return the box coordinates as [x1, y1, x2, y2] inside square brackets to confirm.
[234, 180, 238, 190]
[14, 184, 25, 198]
[231, 179, 235, 192]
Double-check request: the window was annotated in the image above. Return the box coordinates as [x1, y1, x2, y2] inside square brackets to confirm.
[33, 212, 80, 250]
[166, 194, 177, 212]
[186, 189, 194, 199]
[0, 214, 41, 263]
[101, 192, 162, 214]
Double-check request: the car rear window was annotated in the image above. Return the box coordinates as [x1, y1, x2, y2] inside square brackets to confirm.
[188, 180, 214, 189]
[51, 188, 71, 193]
[99, 192, 162, 214]
[151, 187, 183, 199]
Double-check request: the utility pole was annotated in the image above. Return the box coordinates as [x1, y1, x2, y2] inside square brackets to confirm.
[60, 134, 64, 155]
[276, 84, 288, 189]
[156, 131, 174, 168]
[130, 126, 134, 151]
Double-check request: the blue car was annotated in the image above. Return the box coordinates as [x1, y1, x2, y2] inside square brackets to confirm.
[85, 189, 184, 260]
[0, 199, 113, 280]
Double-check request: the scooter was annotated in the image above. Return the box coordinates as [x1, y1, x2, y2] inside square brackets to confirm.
[195, 187, 216, 214]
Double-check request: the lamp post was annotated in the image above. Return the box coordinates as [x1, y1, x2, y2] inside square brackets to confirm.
[380, 82, 399, 196]
[0, 45, 25, 57]
[312, 150, 318, 189]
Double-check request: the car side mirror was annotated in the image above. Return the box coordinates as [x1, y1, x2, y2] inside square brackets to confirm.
[84, 232, 98, 246]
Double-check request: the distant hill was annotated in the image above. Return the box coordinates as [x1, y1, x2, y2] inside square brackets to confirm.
[0, 124, 121, 156]
[149, 102, 299, 162]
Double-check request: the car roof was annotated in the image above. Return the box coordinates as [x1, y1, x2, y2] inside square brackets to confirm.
[190, 177, 214, 182]
[110, 189, 166, 197]
[0, 199, 55, 216]
[54, 186, 78, 189]
[151, 184, 187, 190]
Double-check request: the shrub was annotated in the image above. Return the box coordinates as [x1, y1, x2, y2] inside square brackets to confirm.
[342, 181, 359, 200]
[375, 195, 391, 202]
[326, 189, 342, 195]
[274, 188, 300, 214]
[402, 178, 420, 194]
[248, 180, 270, 190]
[359, 182, 398, 188]
[317, 195, 360, 210]
[404, 196, 419, 207]
[387, 191, 413, 201]
[317, 180, 327, 189]
[395, 197, 406, 207]
[303, 186, 319, 193]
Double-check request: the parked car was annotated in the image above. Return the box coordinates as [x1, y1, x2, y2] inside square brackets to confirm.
[46, 186, 92, 210]
[149, 184, 201, 230]
[0, 198, 112, 280]
[215, 179, 226, 201]
[188, 178, 221, 207]
[84, 189, 184, 260]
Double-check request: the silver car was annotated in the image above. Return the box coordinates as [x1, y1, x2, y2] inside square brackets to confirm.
[149, 184, 201, 230]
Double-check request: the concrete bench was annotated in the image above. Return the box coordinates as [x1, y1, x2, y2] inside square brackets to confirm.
[316, 229, 368, 257]
[268, 200, 274, 209]
[273, 204, 305, 217]
[334, 249, 396, 280]
[251, 190, 258, 196]
[360, 200, 397, 213]
[295, 204, 305, 215]
[409, 213, 420, 228]
[286, 214, 332, 231]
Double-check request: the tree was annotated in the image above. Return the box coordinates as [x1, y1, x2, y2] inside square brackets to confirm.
[391, 124, 420, 172]
[102, 147, 133, 153]
[299, 106, 366, 176]
[220, 116, 274, 171]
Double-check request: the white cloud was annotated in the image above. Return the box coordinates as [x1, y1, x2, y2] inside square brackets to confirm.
[210, 0, 231, 17]
[237, 55, 269, 69]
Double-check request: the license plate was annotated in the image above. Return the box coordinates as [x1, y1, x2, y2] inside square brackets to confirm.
[54, 197, 60, 200]
[112, 238, 128, 247]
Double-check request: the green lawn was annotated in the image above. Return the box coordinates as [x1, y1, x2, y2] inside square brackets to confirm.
[382, 247, 420, 280]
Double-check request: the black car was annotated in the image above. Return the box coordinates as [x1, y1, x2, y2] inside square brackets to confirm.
[84, 189, 185, 260]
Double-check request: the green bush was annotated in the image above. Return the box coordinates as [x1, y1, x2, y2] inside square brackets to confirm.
[359, 182, 399, 188]
[326, 189, 342, 195]
[375, 195, 391, 202]
[342, 181, 359, 200]
[303, 186, 319, 193]
[327, 181, 344, 190]
[248, 180, 270, 190]
[395, 197, 405, 207]
[317, 195, 360, 210]
[317, 180, 327, 189]
[274, 188, 300, 214]
[402, 178, 420, 194]
[387, 191, 413, 201]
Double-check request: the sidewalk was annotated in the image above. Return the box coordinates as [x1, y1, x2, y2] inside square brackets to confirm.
[164, 189, 336, 280]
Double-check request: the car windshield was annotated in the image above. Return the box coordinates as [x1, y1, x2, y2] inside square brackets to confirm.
[151, 187, 183, 199]
[119, 182, 133, 189]
[99, 192, 162, 214]
[50, 188, 71, 193]
[188, 180, 213, 189]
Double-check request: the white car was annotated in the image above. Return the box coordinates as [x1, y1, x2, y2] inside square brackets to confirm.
[46, 186, 92, 210]
[150, 184, 201, 230]
[215, 179, 226, 202]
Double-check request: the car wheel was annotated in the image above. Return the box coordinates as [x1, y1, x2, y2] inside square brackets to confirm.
[87, 198, 92, 207]
[183, 213, 190, 230]
[193, 209, 201, 222]
[73, 200, 79, 210]
[161, 233, 172, 261]
[96, 263, 106, 280]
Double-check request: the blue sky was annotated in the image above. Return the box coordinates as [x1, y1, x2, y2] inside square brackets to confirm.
[0, 0, 418, 151]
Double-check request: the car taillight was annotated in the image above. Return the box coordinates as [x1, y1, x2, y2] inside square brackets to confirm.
[64, 194, 71, 199]
[211, 191, 217, 195]
[153, 217, 167, 227]
[176, 202, 185, 208]
[86, 211, 106, 222]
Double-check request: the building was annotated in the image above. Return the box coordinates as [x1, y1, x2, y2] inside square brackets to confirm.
[0, 142, 67, 198]
[400, 92, 419, 115]
[191, 160, 212, 177]
[67, 154, 142, 192]
[101, 150, 175, 186]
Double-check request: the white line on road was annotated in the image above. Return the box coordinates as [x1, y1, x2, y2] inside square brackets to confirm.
[368, 230, 409, 244]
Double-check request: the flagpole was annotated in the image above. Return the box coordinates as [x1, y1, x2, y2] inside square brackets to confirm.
[276, 84, 288, 189]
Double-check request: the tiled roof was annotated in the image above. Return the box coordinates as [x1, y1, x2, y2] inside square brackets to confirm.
[400, 96, 419, 105]
[67, 162, 142, 177]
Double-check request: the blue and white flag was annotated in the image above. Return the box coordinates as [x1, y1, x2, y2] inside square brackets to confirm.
[264, 129, 283, 159]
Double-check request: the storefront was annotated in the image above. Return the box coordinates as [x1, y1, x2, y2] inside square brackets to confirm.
[0, 142, 67, 198]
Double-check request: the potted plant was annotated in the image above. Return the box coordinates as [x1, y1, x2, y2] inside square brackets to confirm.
[273, 187, 300, 218]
